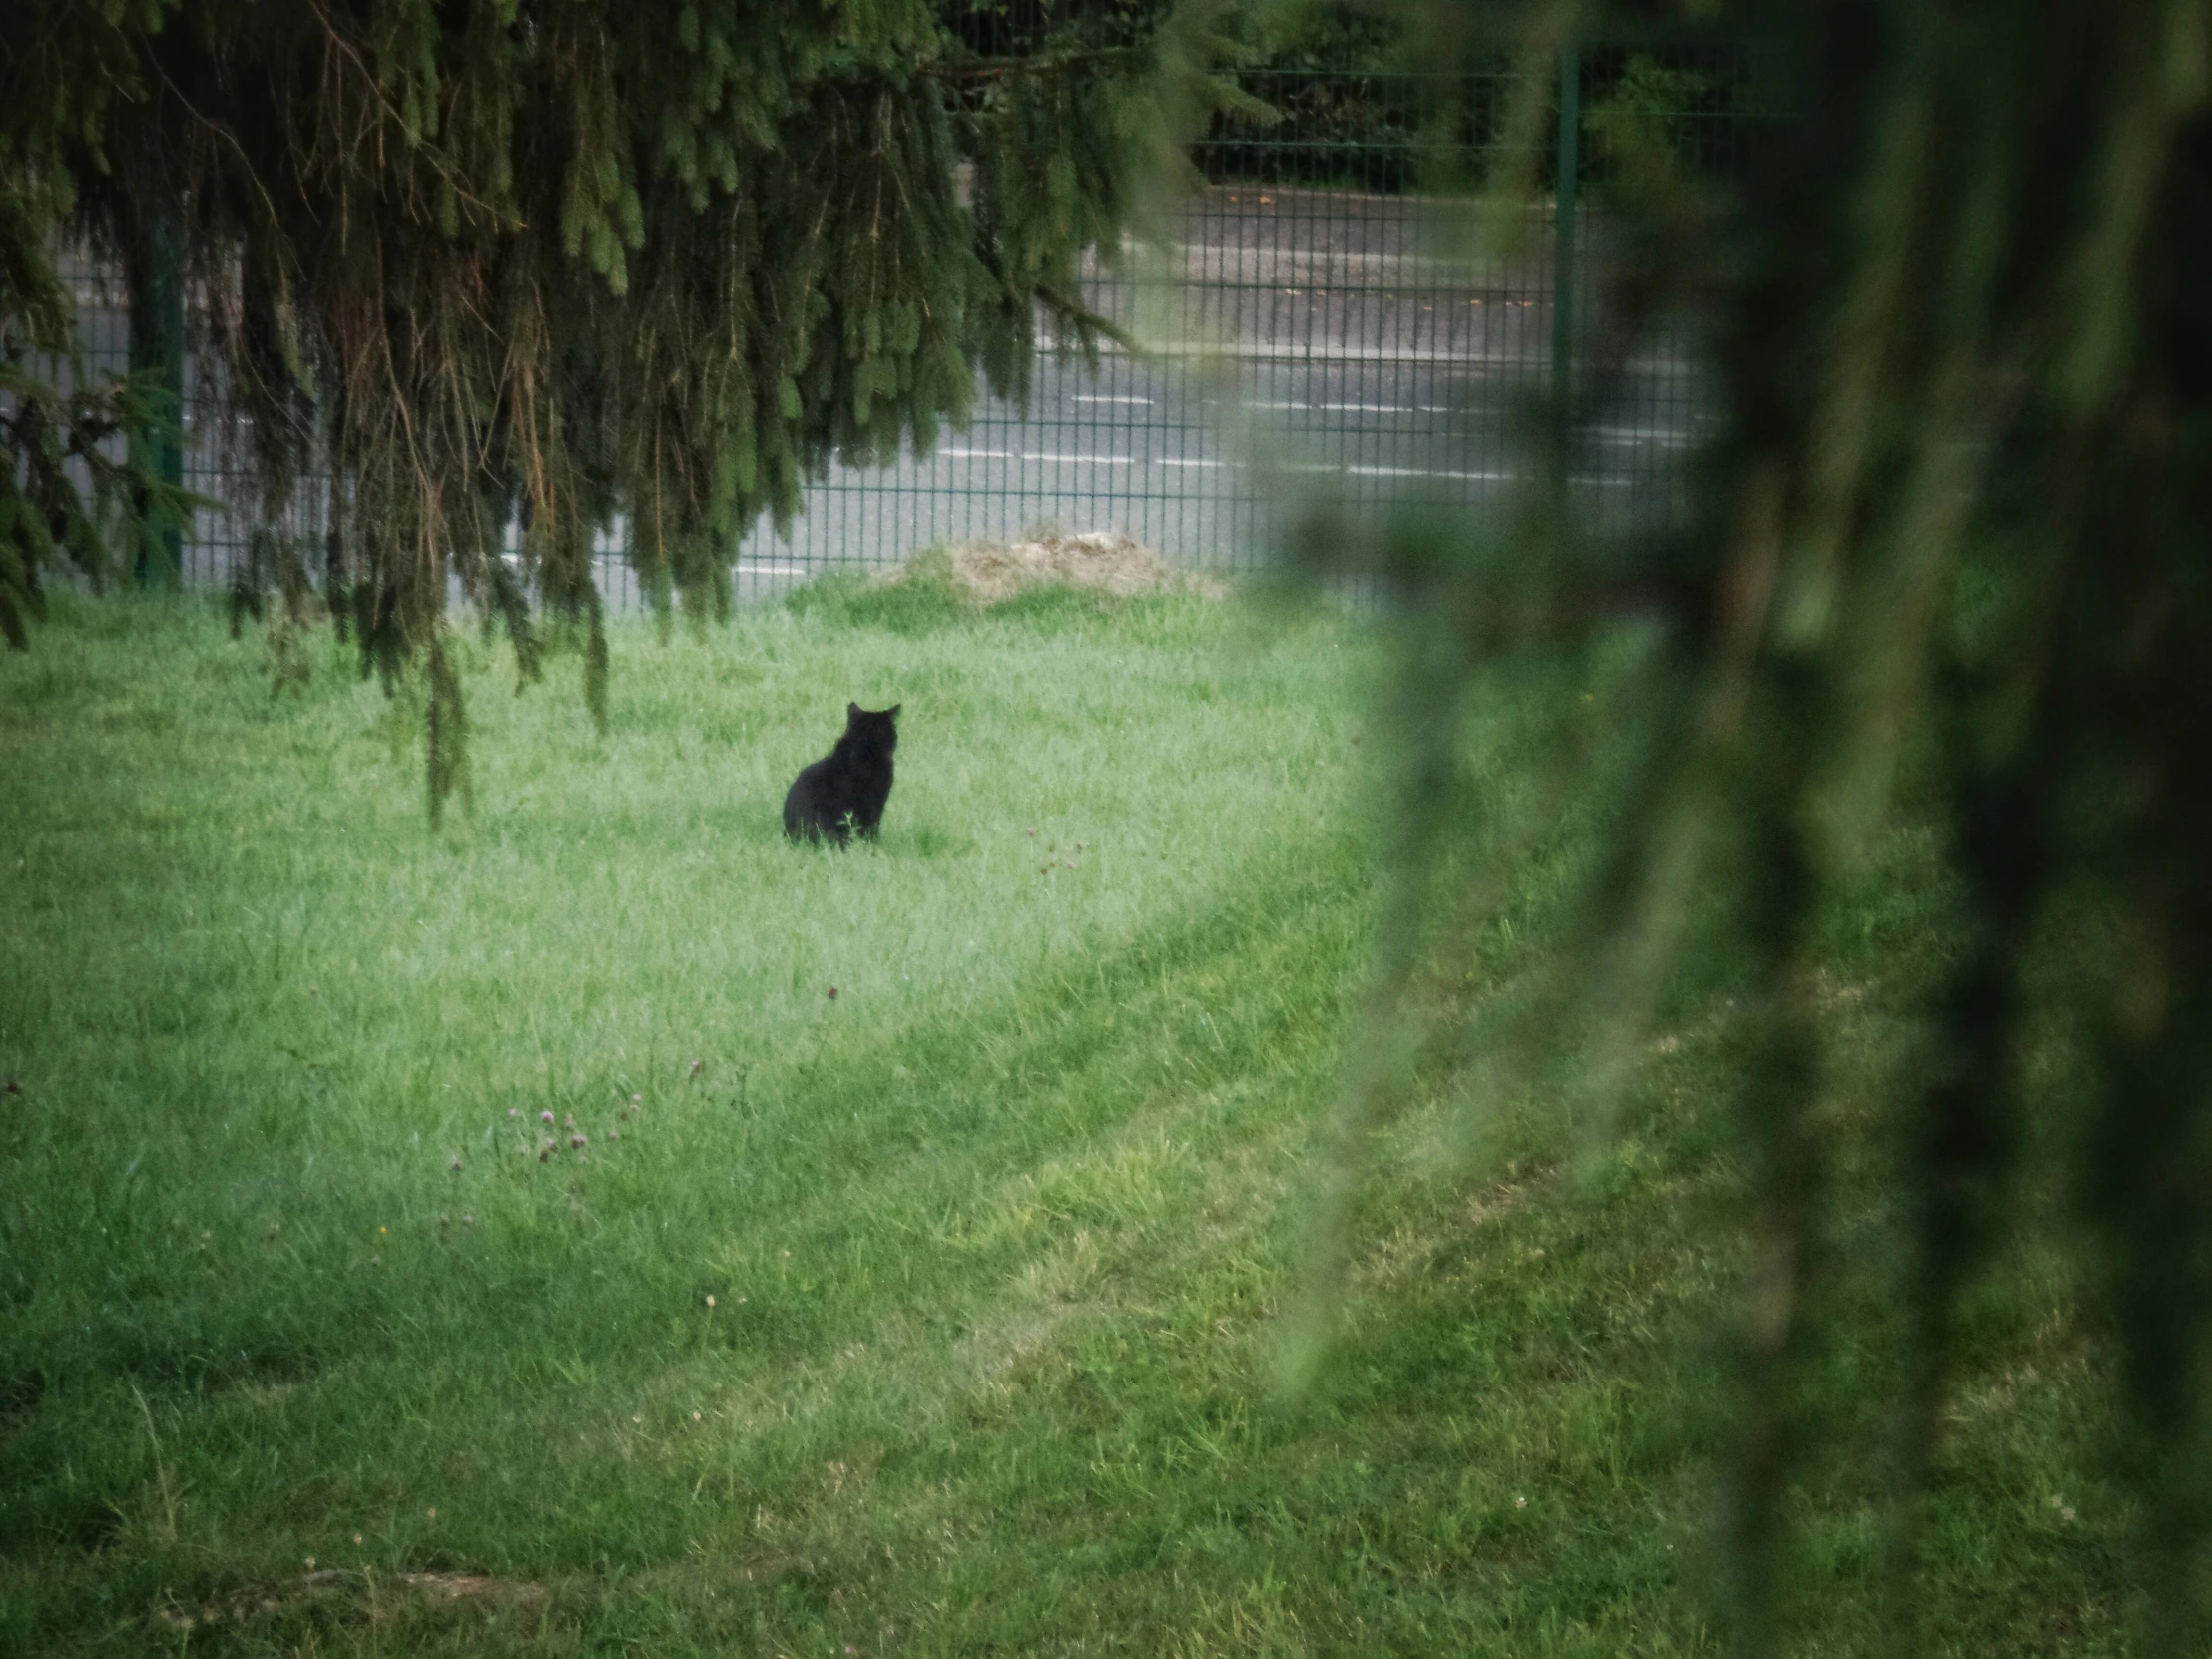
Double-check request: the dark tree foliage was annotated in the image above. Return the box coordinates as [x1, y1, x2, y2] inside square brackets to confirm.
[1295, 0, 2212, 1651]
[0, 2, 200, 643]
[0, 0, 1245, 816]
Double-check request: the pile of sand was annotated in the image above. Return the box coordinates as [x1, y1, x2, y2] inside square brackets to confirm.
[889, 530, 1228, 605]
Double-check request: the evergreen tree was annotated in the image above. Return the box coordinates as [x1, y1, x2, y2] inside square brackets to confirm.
[1304, 2, 2212, 1651]
[0, 0, 1244, 816]
[0, 1, 200, 645]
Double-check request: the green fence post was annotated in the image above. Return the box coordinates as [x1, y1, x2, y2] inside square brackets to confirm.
[1553, 43, 1581, 422]
[127, 198, 185, 587]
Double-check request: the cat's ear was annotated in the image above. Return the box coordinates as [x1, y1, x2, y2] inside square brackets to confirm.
[847, 701, 862, 722]
[886, 704, 901, 720]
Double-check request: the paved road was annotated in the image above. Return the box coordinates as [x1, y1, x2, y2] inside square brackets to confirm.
[712, 351, 1711, 601]
[705, 189, 1718, 604]
[51, 190, 1722, 607]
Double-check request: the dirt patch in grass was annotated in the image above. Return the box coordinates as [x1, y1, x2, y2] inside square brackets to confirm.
[389, 1571, 551, 1611]
[151, 1569, 549, 1636]
[893, 531, 1229, 605]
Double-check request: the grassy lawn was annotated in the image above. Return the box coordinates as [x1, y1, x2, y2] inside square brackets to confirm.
[0, 577, 2130, 1655]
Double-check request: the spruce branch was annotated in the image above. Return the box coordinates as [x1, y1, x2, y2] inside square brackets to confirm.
[919, 45, 1151, 84]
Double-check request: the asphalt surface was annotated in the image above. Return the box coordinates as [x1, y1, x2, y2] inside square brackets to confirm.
[48, 189, 1722, 607]
[713, 188, 1718, 604]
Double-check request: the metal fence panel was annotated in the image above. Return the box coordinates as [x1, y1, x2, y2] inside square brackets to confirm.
[31, 47, 1771, 608]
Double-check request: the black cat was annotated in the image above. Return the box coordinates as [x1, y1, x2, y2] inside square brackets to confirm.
[783, 702, 900, 845]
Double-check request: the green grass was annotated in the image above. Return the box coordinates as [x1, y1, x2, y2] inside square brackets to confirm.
[0, 580, 2130, 1655]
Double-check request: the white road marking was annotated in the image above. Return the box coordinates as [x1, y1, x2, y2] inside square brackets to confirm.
[1253, 400, 1414, 413]
[913, 446, 1651, 488]
[1073, 395, 1155, 406]
[1344, 464, 1513, 482]
[1034, 333, 1550, 368]
[1589, 426, 1701, 448]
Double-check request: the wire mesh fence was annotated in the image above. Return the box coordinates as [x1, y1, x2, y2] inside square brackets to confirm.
[30, 45, 1770, 611]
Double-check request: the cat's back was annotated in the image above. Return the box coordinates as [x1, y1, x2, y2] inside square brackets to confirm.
[783, 702, 900, 844]
[783, 752, 838, 839]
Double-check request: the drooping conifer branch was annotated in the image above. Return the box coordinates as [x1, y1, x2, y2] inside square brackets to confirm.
[918, 46, 1149, 81]
[0, 0, 1245, 819]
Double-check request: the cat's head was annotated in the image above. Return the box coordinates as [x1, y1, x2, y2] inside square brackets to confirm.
[845, 701, 900, 752]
